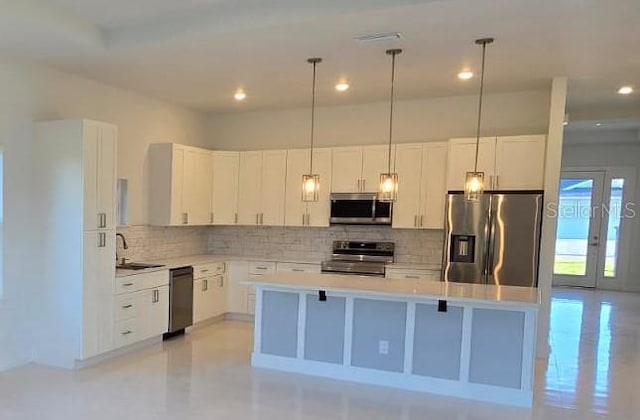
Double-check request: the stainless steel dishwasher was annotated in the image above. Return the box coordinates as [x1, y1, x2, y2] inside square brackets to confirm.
[164, 266, 194, 339]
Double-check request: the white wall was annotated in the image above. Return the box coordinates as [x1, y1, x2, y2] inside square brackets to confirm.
[207, 90, 550, 149]
[0, 57, 208, 370]
[562, 129, 640, 292]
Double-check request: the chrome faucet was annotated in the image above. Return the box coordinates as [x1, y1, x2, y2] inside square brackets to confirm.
[116, 233, 129, 264]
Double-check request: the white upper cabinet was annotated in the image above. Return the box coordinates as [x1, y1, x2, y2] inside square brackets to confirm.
[237, 151, 262, 225]
[190, 149, 213, 225]
[83, 121, 118, 231]
[211, 151, 240, 225]
[331, 147, 363, 192]
[446, 137, 497, 191]
[306, 148, 332, 227]
[149, 144, 213, 226]
[420, 142, 448, 229]
[392, 144, 423, 229]
[284, 148, 332, 227]
[393, 142, 448, 229]
[284, 149, 309, 227]
[494, 135, 546, 190]
[446, 135, 545, 191]
[260, 150, 287, 226]
[361, 145, 394, 193]
[331, 145, 394, 193]
[238, 150, 287, 226]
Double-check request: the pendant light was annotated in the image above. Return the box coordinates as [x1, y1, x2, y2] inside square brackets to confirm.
[379, 48, 402, 202]
[465, 37, 494, 201]
[302, 57, 322, 202]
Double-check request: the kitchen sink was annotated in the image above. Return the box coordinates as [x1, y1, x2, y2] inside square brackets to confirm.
[116, 262, 165, 271]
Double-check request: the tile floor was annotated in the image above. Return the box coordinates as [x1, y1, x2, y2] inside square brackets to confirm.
[1, 287, 639, 419]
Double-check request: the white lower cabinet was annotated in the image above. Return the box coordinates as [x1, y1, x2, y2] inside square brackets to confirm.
[227, 260, 276, 315]
[193, 275, 227, 323]
[112, 271, 169, 350]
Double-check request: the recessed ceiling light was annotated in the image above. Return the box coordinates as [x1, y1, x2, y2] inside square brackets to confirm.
[617, 86, 633, 95]
[234, 90, 246, 101]
[458, 70, 474, 80]
[596, 122, 603, 127]
[335, 82, 350, 92]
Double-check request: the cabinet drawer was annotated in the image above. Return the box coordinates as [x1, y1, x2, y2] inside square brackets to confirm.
[115, 270, 169, 294]
[385, 269, 441, 281]
[194, 261, 225, 279]
[249, 261, 276, 275]
[114, 318, 140, 348]
[114, 293, 139, 322]
[276, 262, 320, 273]
[114, 276, 140, 294]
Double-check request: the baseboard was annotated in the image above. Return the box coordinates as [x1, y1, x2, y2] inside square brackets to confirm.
[74, 336, 163, 369]
[224, 312, 255, 322]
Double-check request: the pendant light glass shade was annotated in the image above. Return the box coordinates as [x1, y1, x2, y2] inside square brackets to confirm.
[379, 173, 399, 202]
[302, 174, 320, 202]
[379, 48, 402, 202]
[303, 57, 322, 202]
[464, 171, 485, 201]
[464, 37, 493, 201]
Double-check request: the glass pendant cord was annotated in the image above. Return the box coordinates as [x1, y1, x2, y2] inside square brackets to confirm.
[386, 49, 400, 174]
[473, 39, 490, 173]
[308, 58, 320, 175]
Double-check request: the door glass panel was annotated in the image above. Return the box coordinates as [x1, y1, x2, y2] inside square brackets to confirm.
[554, 179, 594, 276]
[604, 179, 624, 278]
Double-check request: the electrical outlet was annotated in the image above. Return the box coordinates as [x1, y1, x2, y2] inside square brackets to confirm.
[378, 340, 389, 355]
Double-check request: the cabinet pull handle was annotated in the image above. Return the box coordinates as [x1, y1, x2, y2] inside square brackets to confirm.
[211, 212, 214, 224]
[200, 269, 209, 273]
[122, 304, 133, 309]
[203, 279, 208, 292]
[405, 275, 420, 279]
[256, 213, 259, 225]
[182, 212, 189, 224]
[495, 175, 500, 189]
[357, 179, 361, 191]
[420, 215, 424, 227]
[122, 282, 133, 287]
[98, 232, 106, 248]
[302, 214, 305, 225]
[256, 267, 268, 270]
[122, 330, 132, 336]
[219, 276, 224, 287]
[234, 213, 238, 224]
[414, 215, 418, 227]
[260, 213, 264, 225]
[306, 214, 310, 226]
[292, 268, 304, 272]
[152, 289, 159, 303]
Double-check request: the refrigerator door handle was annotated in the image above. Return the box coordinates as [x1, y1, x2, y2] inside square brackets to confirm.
[486, 209, 498, 282]
[482, 203, 493, 277]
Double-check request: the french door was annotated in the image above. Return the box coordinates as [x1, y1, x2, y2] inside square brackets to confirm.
[553, 169, 633, 288]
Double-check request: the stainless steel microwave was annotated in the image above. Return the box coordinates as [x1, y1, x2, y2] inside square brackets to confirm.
[329, 193, 393, 225]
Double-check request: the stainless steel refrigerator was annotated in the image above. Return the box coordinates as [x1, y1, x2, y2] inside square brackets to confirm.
[442, 191, 544, 287]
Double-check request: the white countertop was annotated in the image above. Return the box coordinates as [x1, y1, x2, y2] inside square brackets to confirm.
[115, 254, 324, 277]
[116, 253, 443, 278]
[245, 272, 540, 307]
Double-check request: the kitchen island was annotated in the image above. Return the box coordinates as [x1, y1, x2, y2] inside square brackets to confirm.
[247, 272, 539, 407]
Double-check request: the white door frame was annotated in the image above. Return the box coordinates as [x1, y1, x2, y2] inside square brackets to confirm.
[553, 166, 636, 290]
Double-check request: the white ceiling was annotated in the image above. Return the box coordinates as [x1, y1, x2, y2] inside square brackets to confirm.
[1, 0, 639, 115]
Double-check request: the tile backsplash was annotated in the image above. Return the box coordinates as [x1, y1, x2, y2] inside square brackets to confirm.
[207, 225, 444, 265]
[116, 224, 444, 266]
[116, 225, 210, 262]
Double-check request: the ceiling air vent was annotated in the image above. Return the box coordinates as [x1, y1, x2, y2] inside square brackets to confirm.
[355, 32, 402, 44]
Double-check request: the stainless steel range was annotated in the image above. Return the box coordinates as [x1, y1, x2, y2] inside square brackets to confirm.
[321, 241, 395, 277]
